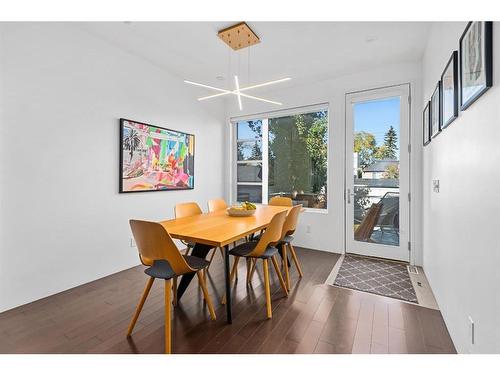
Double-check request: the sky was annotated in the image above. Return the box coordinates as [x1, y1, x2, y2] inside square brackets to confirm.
[353, 97, 400, 151]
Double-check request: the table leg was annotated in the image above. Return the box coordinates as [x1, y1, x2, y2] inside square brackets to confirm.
[176, 243, 212, 301]
[224, 244, 232, 324]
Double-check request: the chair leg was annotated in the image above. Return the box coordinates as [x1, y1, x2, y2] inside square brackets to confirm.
[248, 258, 257, 284]
[164, 279, 172, 354]
[127, 277, 154, 336]
[172, 277, 178, 306]
[221, 256, 240, 304]
[262, 259, 272, 319]
[207, 247, 218, 270]
[271, 255, 289, 296]
[288, 243, 303, 277]
[282, 243, 290, 290]
[245, 258, 252, 284]
[197, 270, 216, 320]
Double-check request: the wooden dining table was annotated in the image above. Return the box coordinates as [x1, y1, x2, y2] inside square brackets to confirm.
[160, 204, 290, 323]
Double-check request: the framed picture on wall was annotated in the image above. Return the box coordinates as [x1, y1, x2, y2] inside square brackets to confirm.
[440, 51, 459, 129]
[423, 101, 431, 146]
[430, 82, 441, 138]
[459, 21, 493, 110]
[119, 118, 195, 193]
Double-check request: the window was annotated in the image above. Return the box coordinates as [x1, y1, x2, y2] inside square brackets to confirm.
[235, 120, 264, 203]
[233, 106, 328, 209]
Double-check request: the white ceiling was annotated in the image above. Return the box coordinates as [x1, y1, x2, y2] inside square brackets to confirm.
[81, 22, 432, 97]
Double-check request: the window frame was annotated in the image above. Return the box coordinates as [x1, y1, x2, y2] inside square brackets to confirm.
[231, 103, 329, 212]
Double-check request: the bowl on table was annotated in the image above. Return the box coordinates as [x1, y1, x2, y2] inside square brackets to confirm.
[227, 207, 256, 217]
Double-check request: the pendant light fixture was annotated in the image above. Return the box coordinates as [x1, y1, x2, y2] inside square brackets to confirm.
[184, 22, 290, 110]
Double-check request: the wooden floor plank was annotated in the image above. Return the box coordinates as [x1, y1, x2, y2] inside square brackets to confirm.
[388, 327, 408, 354]
[371, 302, 389, 353]
[352, 299, 374, 353]
[401, 303, 427, 354]
[314, 340, 337, 354]
[295, 320, 326, 353]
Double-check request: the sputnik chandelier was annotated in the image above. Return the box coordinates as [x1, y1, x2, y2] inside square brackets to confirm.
[184, 22, 290, 110]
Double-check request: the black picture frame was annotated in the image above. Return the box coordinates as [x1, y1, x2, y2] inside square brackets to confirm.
[423, 101, 431, 146]
[459, 21, 493, 111]
[440, 51, 459, 129]
[119, 118, 195, 194]
[430, 82, 441, 138]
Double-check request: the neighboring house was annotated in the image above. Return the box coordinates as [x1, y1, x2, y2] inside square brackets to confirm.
[362, 159, 399, 179]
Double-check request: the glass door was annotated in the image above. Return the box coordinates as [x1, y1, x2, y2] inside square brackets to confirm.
[345, 85, 410, 262]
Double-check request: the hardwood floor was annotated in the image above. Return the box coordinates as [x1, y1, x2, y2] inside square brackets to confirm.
[0, 248, 456, 354]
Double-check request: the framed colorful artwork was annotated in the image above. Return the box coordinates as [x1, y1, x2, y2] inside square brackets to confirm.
[459, 21, 493, 110]
[119, 118, 195, 193]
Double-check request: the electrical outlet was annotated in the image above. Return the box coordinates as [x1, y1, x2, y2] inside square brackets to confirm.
[130, 238, 136, 247]
[432, 179, 440, 193]
[306, 225, 311, 234]
[468, 316, 475, 346]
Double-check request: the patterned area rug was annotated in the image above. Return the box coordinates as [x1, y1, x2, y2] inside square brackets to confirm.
[332, 255, 418, 303]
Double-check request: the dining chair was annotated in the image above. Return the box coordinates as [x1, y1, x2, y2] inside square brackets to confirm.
[254, 195, 291, 241]
[206, 199, 228, 270]
[174, 202, 202, 255]
[247, 205, 303, 289]
[127, 219, 216, 354]
[207, 198, 228, 212]
[222, 211, 289, 319]
[277, 205, 303, 290]
[268, 196, 293, 207]
[245, 196, 292, 282]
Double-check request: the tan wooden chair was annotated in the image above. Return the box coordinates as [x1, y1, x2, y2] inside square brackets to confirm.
[277, 205, 303, 290]
[205, 199, 228, 270]
[207, 198, 228, 212]
[173, 202, 204, 293]
[268, 196, 293, 207]
[222, 211, 289, 318]
[245, 196, 292, 283]
[175, 201, 203, 218]
[127, 219, 216, 354]
[174, 202, 202, 255]
[247, 205, 303, 289]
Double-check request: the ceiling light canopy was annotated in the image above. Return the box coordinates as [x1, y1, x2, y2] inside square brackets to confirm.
[217, 22, 260, 51]
[184, 22, 290, 111]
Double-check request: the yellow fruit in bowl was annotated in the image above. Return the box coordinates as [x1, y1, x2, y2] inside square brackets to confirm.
[242, 201, 257, 210]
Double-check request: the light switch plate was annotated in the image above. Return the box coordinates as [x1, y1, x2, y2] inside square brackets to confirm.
[432, 179, 440, 193]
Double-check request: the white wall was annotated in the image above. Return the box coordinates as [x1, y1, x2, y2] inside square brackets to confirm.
[0, 23, 225, 312]
[224, 61, 423, 266]
[421, 22, 500, 353]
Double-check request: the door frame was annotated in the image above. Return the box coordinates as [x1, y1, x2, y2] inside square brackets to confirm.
[344, 84, 411, 262]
